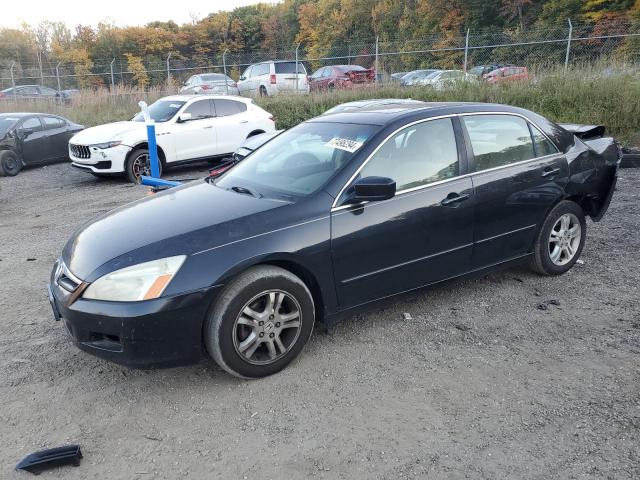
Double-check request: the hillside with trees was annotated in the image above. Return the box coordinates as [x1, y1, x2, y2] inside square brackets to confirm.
[1, 0, 639, 87]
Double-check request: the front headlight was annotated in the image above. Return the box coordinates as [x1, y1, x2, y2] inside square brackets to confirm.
[83, 256, 186, 302]
[91, 140, 122, 149]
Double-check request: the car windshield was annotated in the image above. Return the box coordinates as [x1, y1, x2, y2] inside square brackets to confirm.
[216, 121, 379, 198]
[274, 62, 307, 74]
[0, 116, 20, 135]
[132, 100, 186, 123]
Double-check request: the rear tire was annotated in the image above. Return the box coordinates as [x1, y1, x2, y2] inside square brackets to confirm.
[0, 151, 22, 176]
[259, 85, 268, 97]
[125, 148, 161, 183]
[530, 200, 586, 276]
[204, 266, 315, 378]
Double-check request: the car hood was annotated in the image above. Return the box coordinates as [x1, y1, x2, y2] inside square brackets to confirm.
[63, 180, 291, 281]
[69, 121, 146, 144]
[240, 130, 283, 151]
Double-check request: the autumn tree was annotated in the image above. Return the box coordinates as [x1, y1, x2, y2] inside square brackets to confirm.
[125, 53, 149, 88]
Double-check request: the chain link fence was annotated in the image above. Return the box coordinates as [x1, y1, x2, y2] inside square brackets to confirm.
[1, 20, 639, 92]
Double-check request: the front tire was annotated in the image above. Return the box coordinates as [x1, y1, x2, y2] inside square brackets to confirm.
[204, 266, 315, 378]
[0, 151, 22, 176]
[125, 148, 161, 183]
[530, 200, 586, 276]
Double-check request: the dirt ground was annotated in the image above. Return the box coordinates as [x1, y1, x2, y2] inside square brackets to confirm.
[1, 162, 639, 479]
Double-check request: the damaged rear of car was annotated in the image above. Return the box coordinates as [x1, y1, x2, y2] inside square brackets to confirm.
[558, 122, 621, 221]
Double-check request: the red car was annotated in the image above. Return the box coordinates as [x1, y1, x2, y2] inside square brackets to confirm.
[483, 66, 529, 84]
[309, 65, 375, 92]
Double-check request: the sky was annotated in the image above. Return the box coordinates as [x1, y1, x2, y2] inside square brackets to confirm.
[1, 0, 280, 29]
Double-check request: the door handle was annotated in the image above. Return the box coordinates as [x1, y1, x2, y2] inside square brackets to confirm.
[239, 120, 248, 124]
[203, 125, 214, 129]
[441, 193, 470, 206]
[541, 167, 561, 177]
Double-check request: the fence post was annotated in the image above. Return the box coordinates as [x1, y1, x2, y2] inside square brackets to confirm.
[166, 52, 172, 87]
[223, 49, 229, 95]
[463, 29, 470, 73]
[10, 62, 16, 101]
[55, 62, 62, 91]
[110, 58, 115, 90]
[348, 45, 351, 65]
[295, 42, 301, 93]
[375, 36, 379, 86]
[37, 50, 44, 86]
[565, 18, 573, 72]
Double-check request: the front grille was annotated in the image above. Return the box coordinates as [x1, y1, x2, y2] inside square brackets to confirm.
[54, 260, 81, 293]
[70, 144, 91, 159]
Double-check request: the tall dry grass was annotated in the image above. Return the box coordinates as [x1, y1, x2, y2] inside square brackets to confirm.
[1, 69, 638, 145]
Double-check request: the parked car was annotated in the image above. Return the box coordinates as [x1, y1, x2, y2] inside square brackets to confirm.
[0, 85, 67, 103]
[49, 102, 619, 377]
[484, 66, 529, 84]
[469, 64, 514, 77]
[389, 72, 409, 83]
[68, 95, 275, 182]
[308, 65, 375, 92]
[180, 73, 240, 96]
[0, 113, 84, 176]
[421, 70, 476, 90]
[401, 69, 440, 86]
[237, 60, 309, 97]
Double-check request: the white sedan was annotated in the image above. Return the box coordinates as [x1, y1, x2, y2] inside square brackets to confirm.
[69, 95, 276, 182]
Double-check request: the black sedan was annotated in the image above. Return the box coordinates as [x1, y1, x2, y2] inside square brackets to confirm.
[0, 113, 84, 176]
[49, 102, 619, 378]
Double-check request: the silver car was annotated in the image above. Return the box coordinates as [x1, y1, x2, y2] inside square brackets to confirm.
[179, 73, 240, 96]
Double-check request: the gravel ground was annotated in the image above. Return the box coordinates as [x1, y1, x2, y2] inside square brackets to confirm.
[1, 162, 639, 479]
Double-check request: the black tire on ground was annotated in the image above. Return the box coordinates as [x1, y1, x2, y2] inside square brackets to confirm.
[204, 265, 315, 379]
[530, 200, 587, 276]
[0, 150, 22, 176]
[259, 85, 268, 97]
[125, 148, 161, 183]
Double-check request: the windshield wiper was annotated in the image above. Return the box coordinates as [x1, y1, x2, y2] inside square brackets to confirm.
[230, 185, 258, 197]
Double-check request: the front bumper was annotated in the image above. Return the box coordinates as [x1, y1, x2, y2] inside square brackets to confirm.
[49, 271, 221, 368]
[69, 144, 131, 174]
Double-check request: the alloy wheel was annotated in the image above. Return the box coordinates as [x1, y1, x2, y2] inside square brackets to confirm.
[232, 290, 302, 365]
[131, 153, 151, 180]
[548, 213, 581, 266]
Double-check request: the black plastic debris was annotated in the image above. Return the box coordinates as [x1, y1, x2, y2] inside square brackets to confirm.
[16, 445, 82, 475]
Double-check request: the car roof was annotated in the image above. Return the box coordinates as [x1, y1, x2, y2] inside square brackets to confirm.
[0, 112, 38, 118]
[160, 95, 250, 103]
[312, 102, 532, 126]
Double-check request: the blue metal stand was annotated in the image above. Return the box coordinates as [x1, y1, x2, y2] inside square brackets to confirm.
[147, 124, 160, 178]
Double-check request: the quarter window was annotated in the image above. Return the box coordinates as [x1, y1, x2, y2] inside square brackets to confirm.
[184, 100, 212, 119]
[463, 115, 535, 171]
[359, 118, 459, 191]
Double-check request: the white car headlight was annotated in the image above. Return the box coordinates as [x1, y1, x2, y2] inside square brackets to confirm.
[83, 256, 186, 302]
[91, 140, 122, 149]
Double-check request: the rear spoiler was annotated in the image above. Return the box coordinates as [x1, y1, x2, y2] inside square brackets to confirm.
[558, 123, 606, 140]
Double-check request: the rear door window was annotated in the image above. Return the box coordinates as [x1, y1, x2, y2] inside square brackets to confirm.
[254, 63, 270, 76]
[214, 99, 247, 117]
[530, 124, 558, 157]
[463, 114, 535, 171]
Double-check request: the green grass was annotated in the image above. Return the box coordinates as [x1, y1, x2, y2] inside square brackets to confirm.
[2, 72, 638, 145]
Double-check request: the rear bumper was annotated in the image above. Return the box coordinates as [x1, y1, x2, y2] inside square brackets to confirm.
[49, 275, 221, 368]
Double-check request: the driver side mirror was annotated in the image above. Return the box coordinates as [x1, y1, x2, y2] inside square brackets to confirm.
[177, 112, 192, 123]
[350, 176, 396, 203]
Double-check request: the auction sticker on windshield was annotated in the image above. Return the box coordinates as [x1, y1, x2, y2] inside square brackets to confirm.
[326, 137, 364, 153]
